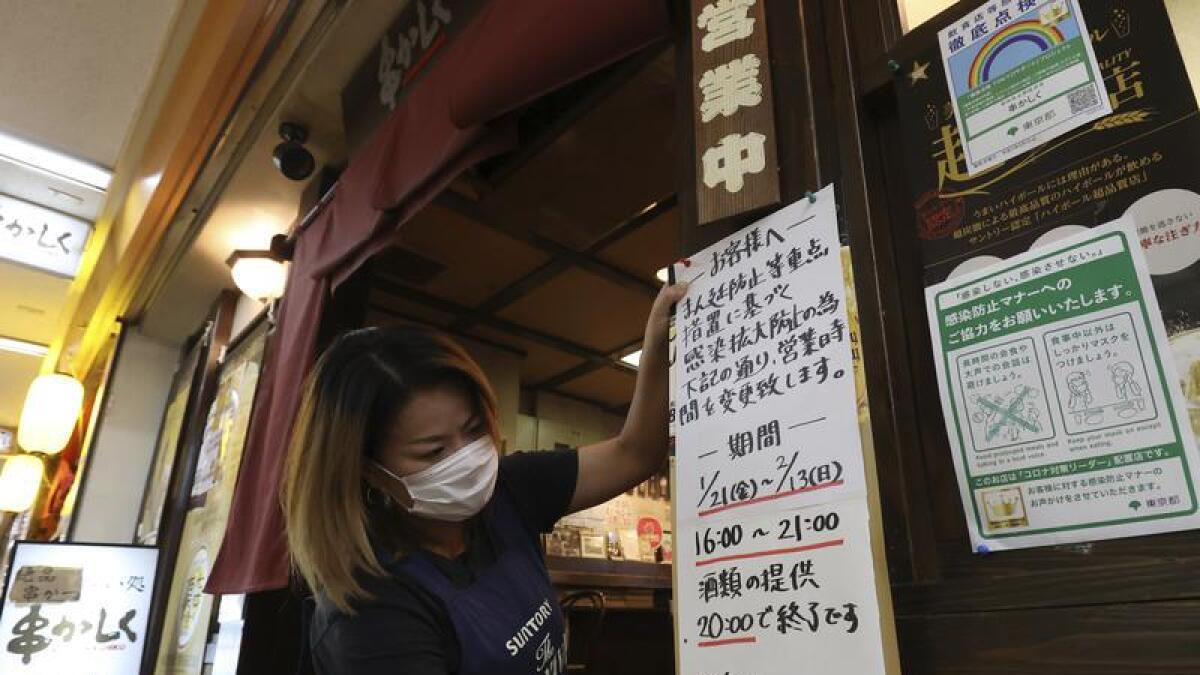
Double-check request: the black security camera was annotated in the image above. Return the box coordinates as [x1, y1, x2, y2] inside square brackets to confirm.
[273, 122, 315, 181]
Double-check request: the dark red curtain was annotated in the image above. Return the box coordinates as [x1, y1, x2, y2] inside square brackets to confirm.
[207, 0, 671, 593]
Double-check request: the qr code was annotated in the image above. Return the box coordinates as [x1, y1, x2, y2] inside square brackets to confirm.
[1068, 85, 1099, 114]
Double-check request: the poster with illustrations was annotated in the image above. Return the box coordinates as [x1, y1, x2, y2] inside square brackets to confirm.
[897, 0, 1200, 549]
[926, 218, 1200, 550]
[670, 188, 888, 674]
[154, 510, 217, 675]
[938, 0, 1111, 175]
[157, 321, 267, 675]
[190, 335, 262, 499]
[137, 344, 200, 545]
[0, 542, 157, 674]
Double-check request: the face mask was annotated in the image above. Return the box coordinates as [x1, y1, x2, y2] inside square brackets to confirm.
[373, 435, 498, 522]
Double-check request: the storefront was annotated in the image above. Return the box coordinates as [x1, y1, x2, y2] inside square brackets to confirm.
[3, 1, 1198, 673]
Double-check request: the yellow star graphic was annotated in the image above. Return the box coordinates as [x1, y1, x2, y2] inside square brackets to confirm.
[908, 60, 930, 85]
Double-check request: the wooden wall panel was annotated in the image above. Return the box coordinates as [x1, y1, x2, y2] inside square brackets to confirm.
[817, 0, 1200, 672]
[393, 205, 552, 306]
[897, 601, 1200, 674]
[595, 207, 680, 280]
[574, 609, 675, 675]
[496, 268, 651, 353]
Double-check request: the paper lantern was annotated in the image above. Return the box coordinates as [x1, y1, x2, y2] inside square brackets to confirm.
[18, 373, 83, 454]
[0, 454, 44, 512]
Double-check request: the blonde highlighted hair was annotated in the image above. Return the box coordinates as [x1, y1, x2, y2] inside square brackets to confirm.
[281, 325, 500, 613]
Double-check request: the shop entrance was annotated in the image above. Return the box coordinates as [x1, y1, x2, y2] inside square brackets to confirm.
[93, 1, 1200, 673]
[308, 45, 682, 675]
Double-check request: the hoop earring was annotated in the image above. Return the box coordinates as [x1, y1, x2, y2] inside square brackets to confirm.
[365, 485, 391, 507]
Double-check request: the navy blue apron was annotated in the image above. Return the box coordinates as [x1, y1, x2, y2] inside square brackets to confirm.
[398, 488, 568, 675]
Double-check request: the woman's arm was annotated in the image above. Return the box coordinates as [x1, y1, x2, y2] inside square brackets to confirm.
[569, 280, 688, 512]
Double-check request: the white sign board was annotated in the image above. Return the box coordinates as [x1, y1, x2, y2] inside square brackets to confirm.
[0, 542, 157, 673]
[671, 186, 887, 675]
[926, 218, 1200, 550]
[0, 194, 91, 277]
[938, 0, 1111, 175]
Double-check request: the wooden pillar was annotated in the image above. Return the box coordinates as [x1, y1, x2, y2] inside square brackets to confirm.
[674, 0, 904, 671]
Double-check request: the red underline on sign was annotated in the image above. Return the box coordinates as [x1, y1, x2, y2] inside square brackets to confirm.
[404, 32, 448, 85]
[695, 539, 845, 567]
[698, 480, 845, 518]
[698, 636, 758, 648]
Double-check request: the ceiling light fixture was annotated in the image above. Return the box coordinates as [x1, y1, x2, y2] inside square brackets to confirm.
[227, 252, 287, 301]
[0, 454, 45, 512]
[226, 234, 292, 301]
[621, 350, 642, 368]
[0, 130, 111, 192]
[0, 336, 49, 358]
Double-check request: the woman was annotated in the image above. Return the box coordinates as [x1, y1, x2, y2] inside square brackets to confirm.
[283, 281, 686, 674]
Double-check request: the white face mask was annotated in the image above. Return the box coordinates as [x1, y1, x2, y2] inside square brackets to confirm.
[374, 435, 499, 522]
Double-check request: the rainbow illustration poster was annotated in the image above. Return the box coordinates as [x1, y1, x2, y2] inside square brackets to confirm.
[938, 0, 1111, 175]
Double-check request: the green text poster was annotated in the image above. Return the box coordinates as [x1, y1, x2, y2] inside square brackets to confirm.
[926, 218, 1200, 550]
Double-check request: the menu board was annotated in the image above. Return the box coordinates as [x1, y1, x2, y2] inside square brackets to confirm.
[0, 542, 157, 674]
[671, 187, 887, 675]
[191, 340, 260, 499]
[926, 218, 1200, 550]
[0, 194, 92, 278]
[156, 322, 266, 675]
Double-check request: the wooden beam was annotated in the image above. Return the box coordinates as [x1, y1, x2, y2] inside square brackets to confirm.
[437, 190, 676, 258]
[371, 276, 637, 376]
[537, 359, 618, 391]
[434, 191, 674, 333]
[369, 300, 629, 414]
[527, 232, 659, 297]
[477, 42, 671, 186]
[444, 261, 572, 333]
[824, 0, 939, 584]
[533, 386, 627, 417]
[366, 303, 528, 358]
[536, 336, 642, 389]
[588, 193, 678, 250]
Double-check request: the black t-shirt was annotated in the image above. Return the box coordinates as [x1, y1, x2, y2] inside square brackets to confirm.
[310, 448, 579, 675]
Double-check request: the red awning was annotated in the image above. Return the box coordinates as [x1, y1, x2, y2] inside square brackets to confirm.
[207, 0, 670, 593]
